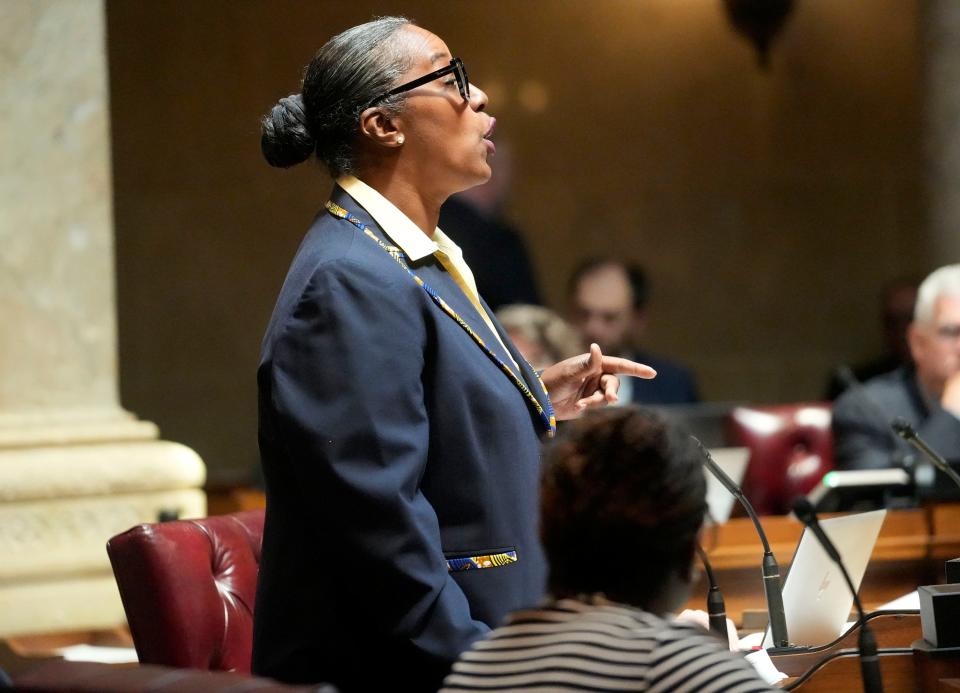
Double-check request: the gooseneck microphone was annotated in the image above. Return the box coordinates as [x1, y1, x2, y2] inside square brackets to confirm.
[792, 498, 883, 693]
[890, 418, 960, 492]
[693, 438, 790, 648]
[694, 542, 728, 639]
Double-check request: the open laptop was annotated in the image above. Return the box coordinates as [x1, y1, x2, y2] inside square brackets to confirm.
[762, 508, 887, 648]
[704, 447, 750, 523]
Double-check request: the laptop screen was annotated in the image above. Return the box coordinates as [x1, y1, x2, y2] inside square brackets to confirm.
[762, 508, 887, 648]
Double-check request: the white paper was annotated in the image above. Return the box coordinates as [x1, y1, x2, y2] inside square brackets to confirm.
[744, 648, 788, 685]
[876, 590, 920, 611]
[54, 644, 139, 664]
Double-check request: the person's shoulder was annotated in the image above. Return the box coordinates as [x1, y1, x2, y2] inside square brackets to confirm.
[648, 620, 772, 690]
[851, 367, 913, 411]
[291, 212, 418, 293]
[494, 599, 658, 637]
[261, 210, 423, 350]
[863, 367, 911, 394]
[834, 367, 909, 414]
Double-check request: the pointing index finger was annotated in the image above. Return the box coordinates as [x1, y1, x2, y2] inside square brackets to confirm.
[600, 356, 657, 379]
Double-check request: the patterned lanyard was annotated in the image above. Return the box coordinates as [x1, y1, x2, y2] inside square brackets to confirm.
[325, 200, 556, 437]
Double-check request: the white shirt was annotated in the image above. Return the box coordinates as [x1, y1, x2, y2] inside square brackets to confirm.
[337, 174, 510, 355]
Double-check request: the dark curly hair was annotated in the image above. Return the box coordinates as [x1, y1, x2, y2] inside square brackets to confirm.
[540, 407, 706, 609]
[260, 16, 414, 175]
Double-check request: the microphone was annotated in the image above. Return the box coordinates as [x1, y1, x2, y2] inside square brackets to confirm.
[694, 437, 790, 648]
[792, 498, 883, 693]
[694, 542, 728, 639]
[890, 418, 960, 492]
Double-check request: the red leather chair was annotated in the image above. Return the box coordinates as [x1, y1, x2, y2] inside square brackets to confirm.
[728, 403, 834, 515]
[106, 510, 264, 673]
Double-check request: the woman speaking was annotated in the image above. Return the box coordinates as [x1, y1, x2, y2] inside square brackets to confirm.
[254, 17, 655, 692]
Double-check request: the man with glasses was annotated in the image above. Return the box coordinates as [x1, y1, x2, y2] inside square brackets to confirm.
[833, 264, 960, 474]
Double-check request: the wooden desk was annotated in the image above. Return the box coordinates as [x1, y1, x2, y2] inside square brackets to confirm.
[0, 627, 132, 677]
[685, 503, 960, 624]
[771, 611, 920, 677]
[930, 503, 960, 562]
[785, 644, 960, 692]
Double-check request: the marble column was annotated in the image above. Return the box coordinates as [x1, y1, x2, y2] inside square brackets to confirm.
[924, 0, 960, 264]
[0, 0, 205, 636]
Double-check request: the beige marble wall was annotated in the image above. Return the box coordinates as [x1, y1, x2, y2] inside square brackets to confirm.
[0, 1, 130, 427]
[0, 0, 205, 637]
[924, 0, 960, 265]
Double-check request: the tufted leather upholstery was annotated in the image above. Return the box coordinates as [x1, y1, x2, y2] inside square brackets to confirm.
[728, 403, 834, 515]
[106, 510, 264, 673]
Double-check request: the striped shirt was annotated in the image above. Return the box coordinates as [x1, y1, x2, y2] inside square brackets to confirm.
[440, 599, 773, 692]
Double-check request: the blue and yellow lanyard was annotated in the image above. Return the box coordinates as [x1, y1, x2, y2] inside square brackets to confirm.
[325, 200, 556, 437]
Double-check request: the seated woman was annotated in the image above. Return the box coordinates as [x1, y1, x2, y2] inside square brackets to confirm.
[442, 407, 773, 692]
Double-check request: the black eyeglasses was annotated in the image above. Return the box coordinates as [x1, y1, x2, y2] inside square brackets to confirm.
[368, 57, 470, 107]
[936, 323, 960, 341]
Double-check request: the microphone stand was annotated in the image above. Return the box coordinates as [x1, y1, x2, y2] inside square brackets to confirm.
[694, 438, 791, 649]
[891, 418, 960, 491]
[890, 418, 960, 578]
[793, 498, 884, 693]
[695, 542, 728, 639]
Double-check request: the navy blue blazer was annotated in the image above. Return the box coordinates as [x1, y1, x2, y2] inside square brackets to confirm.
[252, 186, 551, 692]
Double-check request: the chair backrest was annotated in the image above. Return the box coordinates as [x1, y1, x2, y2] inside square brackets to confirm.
[728, 403, 834, 515]
[106, 510, 265, 673]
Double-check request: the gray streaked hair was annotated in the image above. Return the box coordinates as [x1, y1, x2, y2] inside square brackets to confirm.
[914, 264, 960, 326]
[261, 16, 414, 174]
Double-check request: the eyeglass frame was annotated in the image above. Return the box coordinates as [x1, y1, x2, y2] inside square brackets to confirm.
[934, 323, 960, 341]
[367, 57, 470, 107]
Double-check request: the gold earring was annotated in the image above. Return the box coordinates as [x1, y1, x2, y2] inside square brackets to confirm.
[397, 134, 405, 145]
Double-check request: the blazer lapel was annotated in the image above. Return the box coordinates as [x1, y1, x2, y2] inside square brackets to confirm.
[480, 296, 554, 419]
[327, 188, 555, 436]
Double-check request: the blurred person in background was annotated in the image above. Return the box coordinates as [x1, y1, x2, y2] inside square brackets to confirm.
[496, 304, 584, 372]
[825, 277, 918, 399]
[833, 264, 960, 471]
[439, 140, 542, 310]
[568, 258, 699, 405]
[441, 407, 772, 692]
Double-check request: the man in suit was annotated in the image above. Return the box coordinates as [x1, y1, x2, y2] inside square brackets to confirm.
[567, 259, 699, 405]
[833, 264, 960, 471]
[438, 140, 542, 311]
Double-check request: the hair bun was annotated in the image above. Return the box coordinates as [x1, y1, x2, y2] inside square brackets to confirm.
[261, 93, 315, 168]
